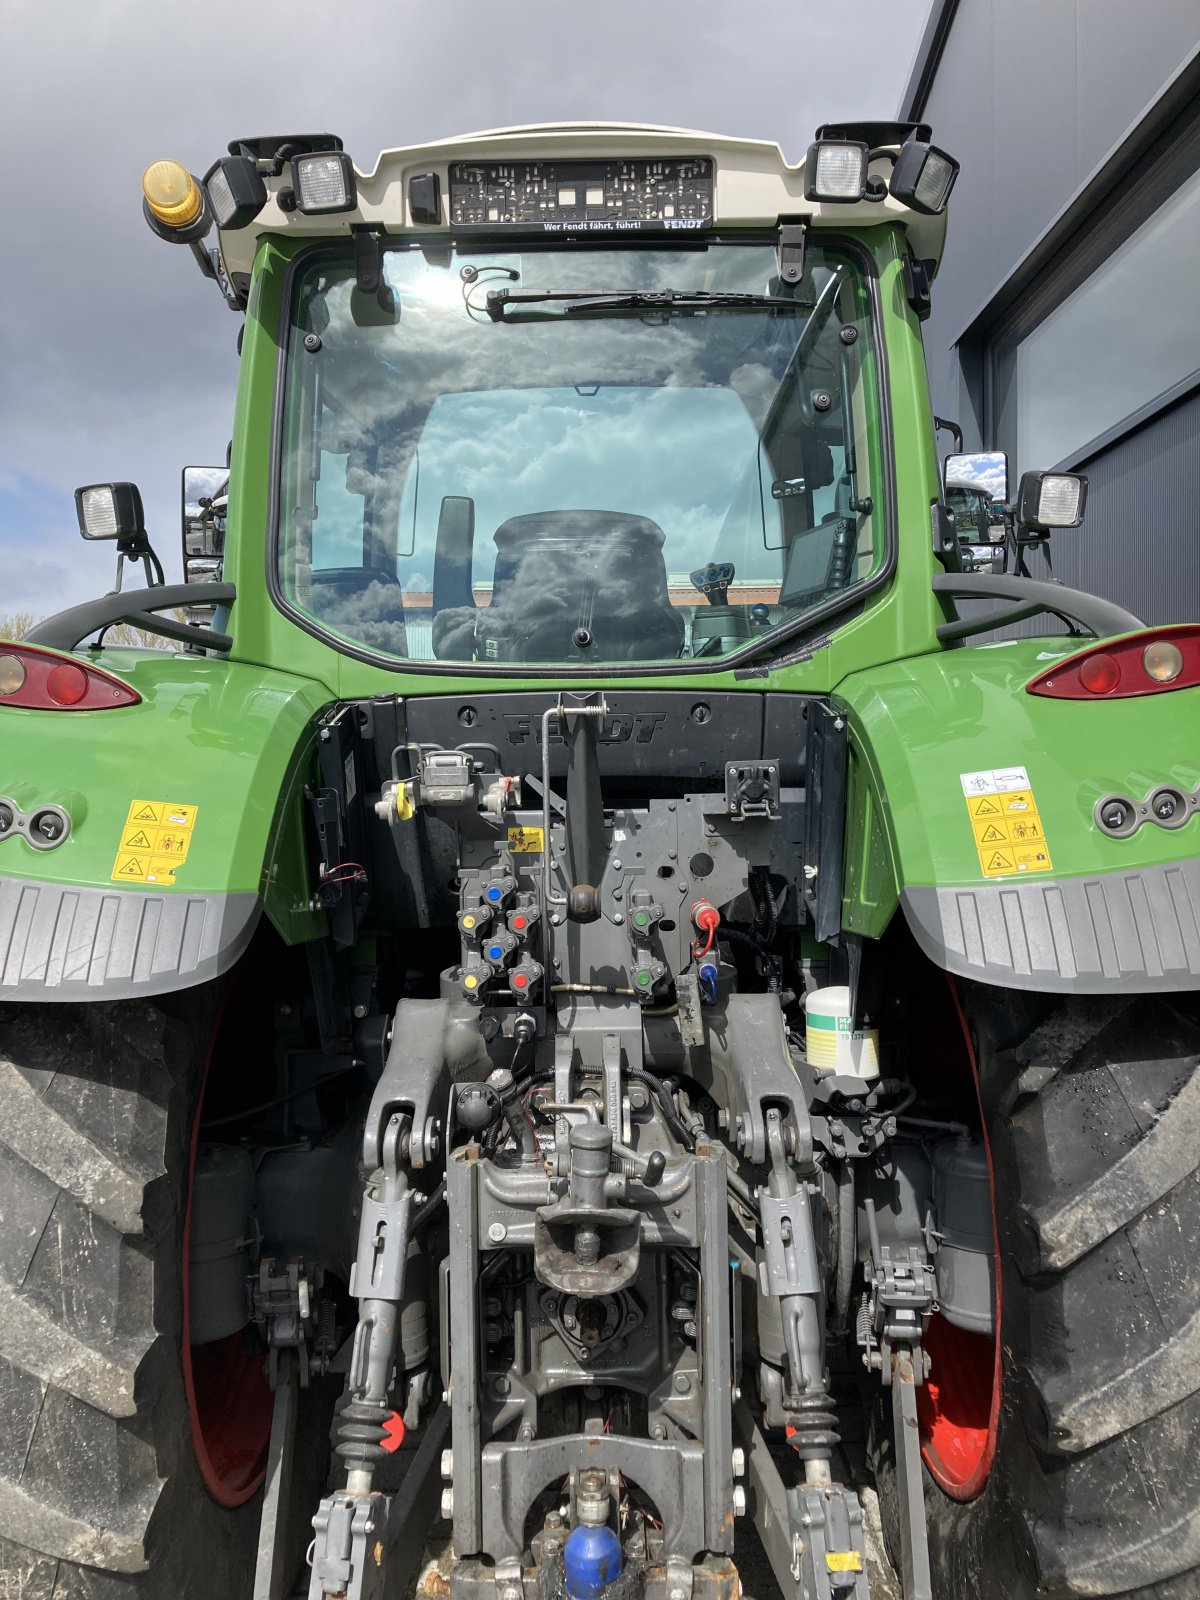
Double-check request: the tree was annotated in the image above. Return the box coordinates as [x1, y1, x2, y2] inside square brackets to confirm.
[0, 612, 36, 641]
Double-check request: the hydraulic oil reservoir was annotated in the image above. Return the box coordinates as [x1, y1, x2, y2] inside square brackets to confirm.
[931, 1138, 995, 1336]
[188, 1144, 254, 1344]
[805, 986, 879, 1082]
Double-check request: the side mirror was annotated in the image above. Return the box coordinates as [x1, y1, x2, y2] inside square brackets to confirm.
[942, 450, 1008, 506]
[74, 481, 164, 592]
[1015, 470, 1087, 533]
[939, 451, 1009, 572]
[182, 466, 229, 627]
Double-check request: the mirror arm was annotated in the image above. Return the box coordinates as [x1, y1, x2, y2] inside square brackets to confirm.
[932, 573, 1142, 643]
[25, 584, 236, 654]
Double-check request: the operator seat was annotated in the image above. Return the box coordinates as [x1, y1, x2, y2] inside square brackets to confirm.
[466, 510, 684, 662]
[309, 566, 409, 656]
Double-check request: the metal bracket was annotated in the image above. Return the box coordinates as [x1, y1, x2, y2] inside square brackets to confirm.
[308, 1490, 390, 1600]
[789, 1482, 870, 1600]
[778, 224, 806, 286]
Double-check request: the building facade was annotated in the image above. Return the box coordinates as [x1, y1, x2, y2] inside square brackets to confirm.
[901, 2, 1200, 624]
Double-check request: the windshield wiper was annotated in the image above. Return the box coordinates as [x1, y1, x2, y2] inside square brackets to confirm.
[485, 287, 812, 322]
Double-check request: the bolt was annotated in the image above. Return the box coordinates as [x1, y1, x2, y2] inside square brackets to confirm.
[500, 1587, 521, 1600]
[519, 1423, 535, 1441]
[551, 913, 563, 926]
[493, 1375, 510, 1396]
[732, 1448, 746, 1477]
[441, 1449, 454, 1479]
[651, 1422, 666, 1440]
[733, 1485, 747, 1517]
[673, 1373, 690, 1394]
[612, 859, 623, 871]
[488, 1221, 508, 1243]
[353, 1003, 367, 1019]
[441, 1487, 455, 1518]
[613, 913, 625, 925]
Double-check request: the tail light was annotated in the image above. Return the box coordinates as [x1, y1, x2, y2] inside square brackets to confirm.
[0, 645, 141, 710]
[1026, 626, 1200, 700]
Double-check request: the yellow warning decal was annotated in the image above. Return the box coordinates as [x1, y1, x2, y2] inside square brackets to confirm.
[826, 1552, 864, 1573]
[111, 799, 198, 886]
[960, 766, 1052, 879]
[508, 825, 545, 854]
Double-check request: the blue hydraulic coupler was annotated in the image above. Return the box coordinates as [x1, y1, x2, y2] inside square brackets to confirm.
[563, 1523, 622, 1600]
[563, 1470, 622, 1600]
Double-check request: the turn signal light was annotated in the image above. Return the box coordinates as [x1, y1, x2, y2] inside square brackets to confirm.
[0, 646, 141, 711]
[1026, 625, 1200, 699]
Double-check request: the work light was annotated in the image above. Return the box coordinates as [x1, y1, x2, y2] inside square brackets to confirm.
[1017, 471, 1087, 531]
[205, 155, 267, 230]
[75, 483, 145, 541]
[803, 141, 869, 203]
[292, 151, 357, 214]
[889, 139, 959, 215]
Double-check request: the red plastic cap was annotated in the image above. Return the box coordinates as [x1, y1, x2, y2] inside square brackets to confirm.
[381, 1411, 405, 1453]
[691, 900, 721, 933]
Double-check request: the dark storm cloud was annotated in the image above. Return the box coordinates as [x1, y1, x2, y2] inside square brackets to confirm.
[0, 0, 929, 620]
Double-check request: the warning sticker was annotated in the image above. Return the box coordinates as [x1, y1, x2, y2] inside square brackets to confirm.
[508, 825, 545, 854]
[112, 799, 198, 886]
[960, 766, 1052, 879]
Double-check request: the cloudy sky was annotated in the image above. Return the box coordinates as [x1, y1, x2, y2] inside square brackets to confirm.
[0, 0, 930, 622]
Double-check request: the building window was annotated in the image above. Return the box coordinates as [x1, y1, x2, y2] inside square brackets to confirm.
[990, 148, 1200, 472]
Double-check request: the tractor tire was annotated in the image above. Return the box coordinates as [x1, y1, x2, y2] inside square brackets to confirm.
[0, 993, 265, 1600]
[874, 982, 1200, 1600]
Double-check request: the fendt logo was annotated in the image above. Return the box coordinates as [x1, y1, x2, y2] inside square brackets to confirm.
[503, 712, 668, 747]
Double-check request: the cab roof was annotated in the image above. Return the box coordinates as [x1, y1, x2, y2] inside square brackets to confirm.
[212, 121, 948, 283]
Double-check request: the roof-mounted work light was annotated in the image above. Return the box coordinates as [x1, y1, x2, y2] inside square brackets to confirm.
[803, 140, 869, 203]
[888, 137, 959, 215]
[205, 155, 267, 230]
[290, 151, 357, 214]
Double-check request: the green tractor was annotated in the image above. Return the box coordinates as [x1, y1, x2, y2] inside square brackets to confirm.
[2, 122, 1197, 1600]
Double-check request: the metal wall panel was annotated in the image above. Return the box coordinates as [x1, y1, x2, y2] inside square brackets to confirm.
[902, 0, 1200, 626]
[1049, 388, 1200, 626]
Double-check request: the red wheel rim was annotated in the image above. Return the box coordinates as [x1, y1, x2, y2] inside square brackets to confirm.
[914, 976, 1002, 1500]
[181, 1000, 273, 1506]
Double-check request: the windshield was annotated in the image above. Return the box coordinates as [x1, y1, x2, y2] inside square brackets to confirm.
[275, 241, 886, 668]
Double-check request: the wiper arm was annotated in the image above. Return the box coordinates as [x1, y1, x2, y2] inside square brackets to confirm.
[485, 287, 812, 322]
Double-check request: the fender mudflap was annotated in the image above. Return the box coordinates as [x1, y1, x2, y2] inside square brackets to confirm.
[0, 875, 260, 1000]
[901, 857, 1200, 994]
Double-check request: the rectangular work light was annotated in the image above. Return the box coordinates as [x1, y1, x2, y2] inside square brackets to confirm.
[292, 151, 357, 214]
[205, 155, 267, 230]
[804, 140, 869, 202]
[75, 483, 145, 541]
[1016, 471, 1088, 531]
[889, 138, 959, 215]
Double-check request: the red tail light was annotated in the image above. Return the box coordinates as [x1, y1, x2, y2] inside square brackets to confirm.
[0, 645, 141, 710]
[1026, 626, 1200, 700]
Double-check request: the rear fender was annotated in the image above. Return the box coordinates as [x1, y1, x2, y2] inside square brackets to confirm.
[837, 637, 1200, 992]
[0, 649, 332, 1000]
